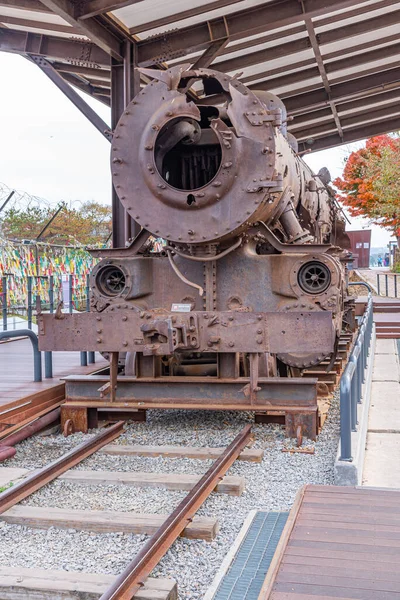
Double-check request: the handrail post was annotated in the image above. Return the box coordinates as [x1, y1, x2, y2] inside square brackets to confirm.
[377, 274, 380, 295]
[0, 329, 42, 382]
[27, 276, 32, 329]
[2, 275, 7, 332]
[340, 368, 353, 461]
[44, 275, 54, 378]
[385, 273, 389, 297]
[395, 274, 398, 299]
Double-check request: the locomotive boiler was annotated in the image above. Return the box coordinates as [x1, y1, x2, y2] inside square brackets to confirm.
[39, 66, 352, 437]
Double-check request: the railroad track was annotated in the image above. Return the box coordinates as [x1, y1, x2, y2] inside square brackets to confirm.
[0, 421, 260, 599]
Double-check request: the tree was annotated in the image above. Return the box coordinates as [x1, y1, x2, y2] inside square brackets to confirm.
[334, 134, 400, 246]
[0, 201, 112, 245]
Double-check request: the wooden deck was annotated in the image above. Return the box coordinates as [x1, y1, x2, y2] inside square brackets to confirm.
[0, 338, 107, 408]
[259, 484, 400, 599]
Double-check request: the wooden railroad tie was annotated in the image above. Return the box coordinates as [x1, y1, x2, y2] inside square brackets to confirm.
[0, 567, 177, 600]
[1, 505, 219, 541]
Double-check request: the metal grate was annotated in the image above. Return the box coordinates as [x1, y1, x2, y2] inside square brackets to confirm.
[213, 511, 288, 600]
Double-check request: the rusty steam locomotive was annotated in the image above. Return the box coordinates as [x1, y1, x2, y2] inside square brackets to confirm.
[39, 66, 352, 437]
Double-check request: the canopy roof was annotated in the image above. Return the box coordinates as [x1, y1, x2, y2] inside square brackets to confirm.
[1, 0, 400, 152]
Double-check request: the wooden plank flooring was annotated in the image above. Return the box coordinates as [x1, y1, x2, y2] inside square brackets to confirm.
[259, 485, 400, 599]
[0, 339, 107, 408]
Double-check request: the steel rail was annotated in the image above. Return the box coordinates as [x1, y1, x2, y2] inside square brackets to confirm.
[0, 421, 124, 514]
[99, 424, 252, 600]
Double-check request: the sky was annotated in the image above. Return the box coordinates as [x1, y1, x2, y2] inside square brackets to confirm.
[0, 52, 394, 249]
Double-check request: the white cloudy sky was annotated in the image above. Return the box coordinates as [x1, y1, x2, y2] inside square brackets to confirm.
[0, 52, 393, 248]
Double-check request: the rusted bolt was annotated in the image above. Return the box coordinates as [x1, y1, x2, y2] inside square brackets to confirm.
[96, 329, 102, 333]
[146, 314, 152, 319]
[140, 312, 145, 318]
[151, 124, 159, 130]
[96, 317, 101, 321]
[257, 315, 262, 321]
[188, 229, 194, 235]
[228, 341, 235, 347]
[256, 338, 263, 345]
[97, 338, 102, 343]
[112, 157, 122, 164]
[145, 144, 153, 150]
[257, 329, 262, 334]
[122, 316, 127, 321]
[228, 316, 234, 321]
[123, 341, 128, 347]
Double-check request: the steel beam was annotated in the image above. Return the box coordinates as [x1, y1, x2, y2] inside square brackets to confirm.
[111, 40, 141, 247]
[136, 0, 378, 65]
[298, 115, 400, 152]
[28, 55, 112, 140]
[52, 63, 111, 80]
[39, 0, 123, 59]
[0, 28, 110, 67]
[303, 15, 343, 140]
[61, 72, 111, 106]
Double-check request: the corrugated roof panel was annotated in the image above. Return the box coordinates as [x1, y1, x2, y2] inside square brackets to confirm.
[269, 75, 323, 96]
[2, 23, 83, 39]
[118, 0, 270, 38]
[321, 22, 400, 54]
[235, 48, 315, 79]
[0, 6, 68, 25]
[312, 0, 391, 23]
[314, 2, 400, 33]
[328, 56, 399, 81]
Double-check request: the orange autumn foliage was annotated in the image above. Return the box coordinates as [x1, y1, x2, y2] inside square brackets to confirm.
[334, 135, 400, 240]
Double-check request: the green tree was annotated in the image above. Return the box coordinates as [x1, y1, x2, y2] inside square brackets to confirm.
[0, 201, 111, 245]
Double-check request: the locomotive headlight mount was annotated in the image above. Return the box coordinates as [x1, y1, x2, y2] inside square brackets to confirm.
[297, 261, 331, 294]
[289, 255, 339, 298]
[95, 263, 129, 298]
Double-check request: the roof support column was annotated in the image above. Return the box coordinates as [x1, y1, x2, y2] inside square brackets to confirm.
[111, 39, 140, 248]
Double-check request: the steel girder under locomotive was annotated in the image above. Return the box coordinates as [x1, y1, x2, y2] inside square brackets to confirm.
[39, 66, 352, 377]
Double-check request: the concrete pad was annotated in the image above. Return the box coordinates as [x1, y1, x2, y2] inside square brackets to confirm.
[0, 467, 26, 488]
[372, 353, 399, 382]
[375, 339, 396, 355]
[363, 432, 400, 487]
[369, 382, 400, 431]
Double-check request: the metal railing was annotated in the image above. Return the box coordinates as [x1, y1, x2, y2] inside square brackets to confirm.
[0, 273, 95, 378]
[0, 329, 42, 382]
[377, 272, 400, 297]
[339, 282, 374, 461]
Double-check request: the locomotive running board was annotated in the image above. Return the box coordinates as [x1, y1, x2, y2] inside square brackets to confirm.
[61, 375, 318, 440]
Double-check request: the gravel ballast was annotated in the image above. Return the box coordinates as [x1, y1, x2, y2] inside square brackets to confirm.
[0, 394, 340, 599]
